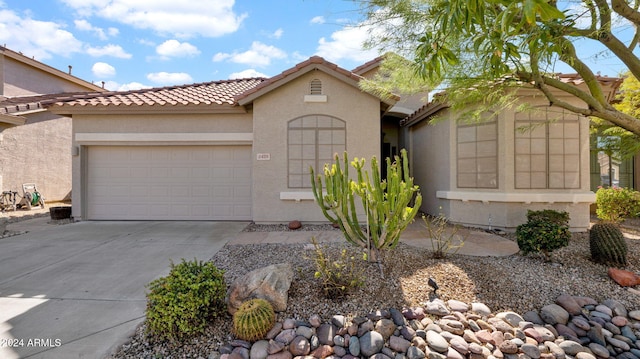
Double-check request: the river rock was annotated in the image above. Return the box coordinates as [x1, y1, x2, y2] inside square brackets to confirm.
[360, 330, 385, 356]
[558, 340, 585, 355]
[540, 304, 569, 325]
[289, 336, 310, 356]
[427, 330, 450, 353]
[555, 295, 583, 316]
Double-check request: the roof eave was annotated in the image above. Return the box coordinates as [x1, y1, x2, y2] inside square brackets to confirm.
[0, 113, 27, 126]
[401, 102, 449, 127]
[48, 103, 248, 116]
[1, 46, 105, 92]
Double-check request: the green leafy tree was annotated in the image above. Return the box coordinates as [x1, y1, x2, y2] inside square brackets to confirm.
[355, 0, 640, 134]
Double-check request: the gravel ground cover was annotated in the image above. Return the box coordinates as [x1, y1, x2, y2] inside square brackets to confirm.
[109, 222, 640, 359]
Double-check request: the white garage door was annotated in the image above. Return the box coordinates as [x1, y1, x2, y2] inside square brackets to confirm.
[86, 146, 252, 220]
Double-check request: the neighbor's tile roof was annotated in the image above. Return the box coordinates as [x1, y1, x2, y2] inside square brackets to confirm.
[45, 78, 267, 109]
[0, 93, 78, 115]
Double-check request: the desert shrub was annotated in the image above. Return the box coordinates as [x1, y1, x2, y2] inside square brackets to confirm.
[421, 212, 465, 259]
[516, 209, 571, 260]
[309, 237, 365, 299]
[145, 259, 226, 342]
[595, 186, 640, 223]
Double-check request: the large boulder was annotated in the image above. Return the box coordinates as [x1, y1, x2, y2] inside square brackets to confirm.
[226, 263, 293, 314]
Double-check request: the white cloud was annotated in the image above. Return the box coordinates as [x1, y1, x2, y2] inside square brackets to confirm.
[0, 9, 83, 59]
[270, 28, 283, 39]
[310, 16, 325, 25]
[86, 44, 132, 58]
[156, 39, 200, 59]
[147, 72, 193, 85]
[92, 62, 116, 77]
[107, 27, 119, 37]
[316, 24, 380, 63]
[110, 81, 152, 91]
[74, 19, 114, 40]
[60, 0, 247, 38]
[212, 41, 286, 67]
[229, 69, 268, 79]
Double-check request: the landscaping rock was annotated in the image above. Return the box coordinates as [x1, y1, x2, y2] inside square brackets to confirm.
[226, 263, 293, 314]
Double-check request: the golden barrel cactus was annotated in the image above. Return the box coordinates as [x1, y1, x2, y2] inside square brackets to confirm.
[232, 298, 276, 341]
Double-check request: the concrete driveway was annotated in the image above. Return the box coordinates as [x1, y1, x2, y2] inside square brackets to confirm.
[0, 218, 247, 359]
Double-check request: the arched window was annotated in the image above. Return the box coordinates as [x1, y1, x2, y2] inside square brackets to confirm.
[310, 79, 322, 95]
[288, 115, 346, 188]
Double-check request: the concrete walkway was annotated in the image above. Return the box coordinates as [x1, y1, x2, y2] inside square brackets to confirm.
[232, 221, 520, 257]
[0, 217, 517, 359]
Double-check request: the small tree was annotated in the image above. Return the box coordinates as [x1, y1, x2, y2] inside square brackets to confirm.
[310, 149, 422, 263]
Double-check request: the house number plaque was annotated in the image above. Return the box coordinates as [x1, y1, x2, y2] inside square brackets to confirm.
[257, 153, 271, 160]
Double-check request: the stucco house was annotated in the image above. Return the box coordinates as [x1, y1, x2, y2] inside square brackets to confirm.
[402, 75, 621, 231]
[0, 46, 104, 202]
[45, 56, 616, 231]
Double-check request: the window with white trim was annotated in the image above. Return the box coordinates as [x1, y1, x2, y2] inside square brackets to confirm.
[514, 107, 581, 189]
[288, 115, 346, 188]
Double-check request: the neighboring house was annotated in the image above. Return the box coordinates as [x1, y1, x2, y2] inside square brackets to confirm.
[0, 46, 104, 202]
[402, 75, 622, 231]
[45, 55, 617, 231]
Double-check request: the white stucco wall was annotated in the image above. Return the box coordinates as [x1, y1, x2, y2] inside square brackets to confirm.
[251, 71, 382, 223]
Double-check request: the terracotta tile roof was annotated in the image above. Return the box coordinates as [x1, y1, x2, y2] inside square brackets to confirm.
[401, 73, 623, 126]
[351, 55, 384, 75]
[45, 78, 267, 109]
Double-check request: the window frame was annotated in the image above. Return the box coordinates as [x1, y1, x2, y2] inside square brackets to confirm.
[287, 115, 346, 188]
[514, 107, 582, 189]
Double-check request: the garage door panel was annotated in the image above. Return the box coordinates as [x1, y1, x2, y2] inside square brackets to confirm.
[87, 146, 252, 220]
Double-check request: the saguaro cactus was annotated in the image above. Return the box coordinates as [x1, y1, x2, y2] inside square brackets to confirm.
[310, 149, 422, 262]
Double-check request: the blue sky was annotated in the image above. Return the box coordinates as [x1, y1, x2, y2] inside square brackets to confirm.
[0, 0, 379, 91]
[0, 0, 631, 93]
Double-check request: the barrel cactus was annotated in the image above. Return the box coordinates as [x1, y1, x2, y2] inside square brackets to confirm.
[232, 298, 276, 342]
[590, 222, 628, 267]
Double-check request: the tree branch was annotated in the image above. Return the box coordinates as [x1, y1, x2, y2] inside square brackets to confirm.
[612, 0, 640, 25]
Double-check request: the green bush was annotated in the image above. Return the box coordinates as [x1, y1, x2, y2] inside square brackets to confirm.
[516, 209, 571, 260]
[595, 186, 640, 223]
[145, 259, 226, 342]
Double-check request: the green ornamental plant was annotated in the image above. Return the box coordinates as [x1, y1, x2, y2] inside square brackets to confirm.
[145, 259, 226, 342]
[595, 186, 640, 223]
[310, 149, 422, 263]
[515, 209, 571, 261]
